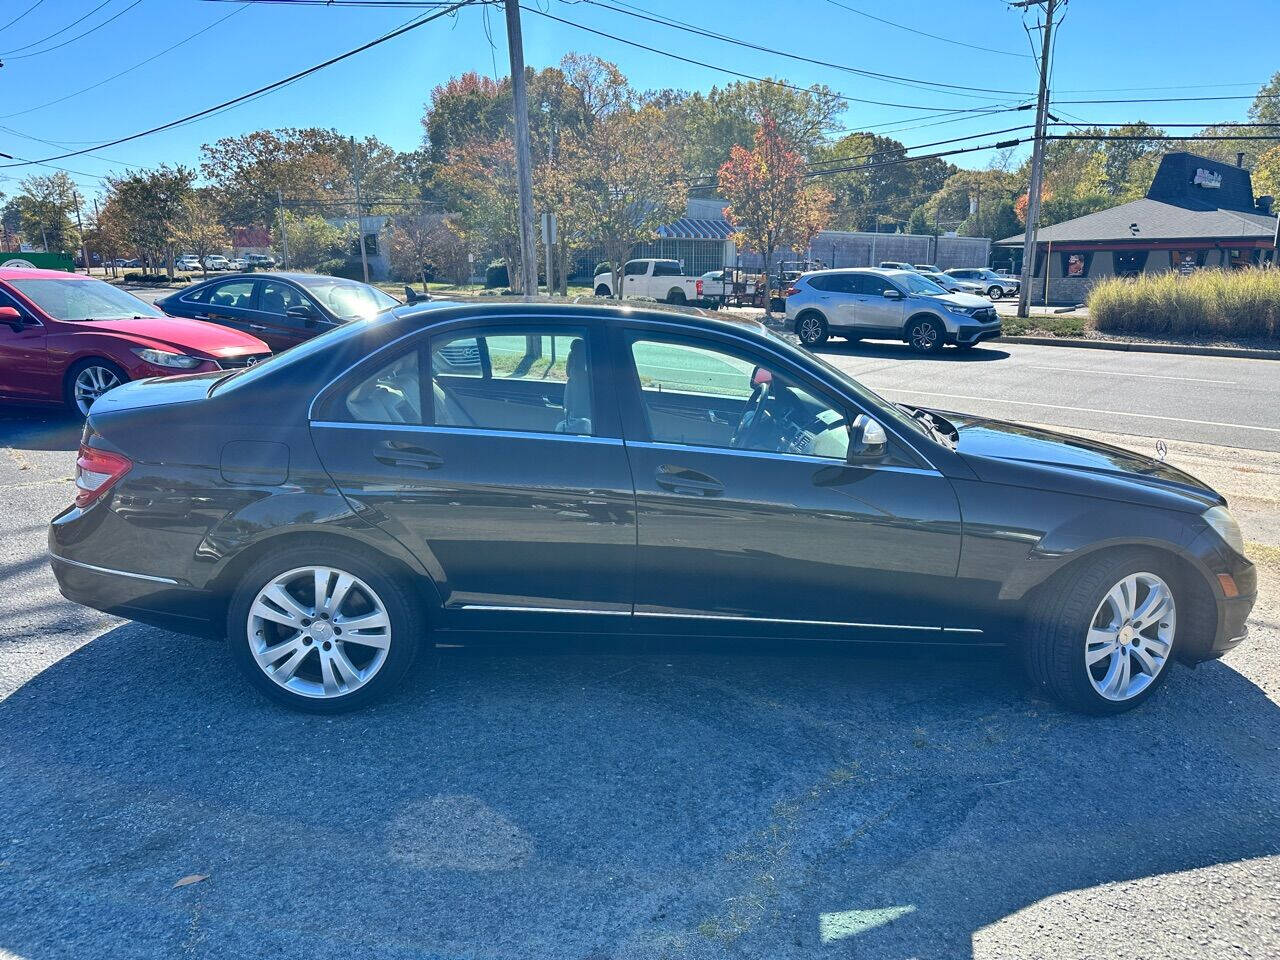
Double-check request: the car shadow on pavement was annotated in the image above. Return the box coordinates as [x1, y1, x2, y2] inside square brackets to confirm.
[0, 623, 1276, 959]
[0, 406, 82, 452]
[813, 340, 1011, 363]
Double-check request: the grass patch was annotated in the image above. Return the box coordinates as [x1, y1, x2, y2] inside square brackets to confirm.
[1000, 313, 1087, 337]
[1089, 267, 1280, 341]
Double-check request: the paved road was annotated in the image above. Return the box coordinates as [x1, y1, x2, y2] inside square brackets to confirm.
[1, 401, 1278, 959]
[814, 338, 1280, 453]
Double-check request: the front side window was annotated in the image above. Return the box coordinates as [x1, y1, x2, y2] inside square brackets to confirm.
[894, 273, 947, 295]
[623, 261, 646, 276]
[259, 280, 313, 318]
[629, 337, 851, 461]
[431, 327, 593, 435]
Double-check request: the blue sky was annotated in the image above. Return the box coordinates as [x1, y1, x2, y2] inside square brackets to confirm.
[0, 0, 1275, 201]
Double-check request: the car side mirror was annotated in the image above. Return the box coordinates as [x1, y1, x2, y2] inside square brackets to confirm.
[286, 304, 317, 323]
[0, 306, 24, 331]
[847, 413, 888, 463]
[883, 288, 903, 300]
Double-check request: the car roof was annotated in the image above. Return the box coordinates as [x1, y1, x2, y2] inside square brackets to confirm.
[803, 267, 905, 277]
[390, 299, 767, 338]
[0, 268, 96, 281]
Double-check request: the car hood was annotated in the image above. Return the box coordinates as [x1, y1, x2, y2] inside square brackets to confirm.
[76, 315, 268, 358]
[940, 411, 1222, 507]
[916, 291, 990, 309]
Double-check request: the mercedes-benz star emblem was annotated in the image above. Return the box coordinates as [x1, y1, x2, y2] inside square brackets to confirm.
[1155, 439, 1168, 462]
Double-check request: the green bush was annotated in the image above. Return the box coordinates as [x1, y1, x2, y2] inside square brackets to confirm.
[484, 261, 509, 288]
[121, 272, 174, 284]
[592, 261, 612, 278]
[1089, 268, 1280, 341]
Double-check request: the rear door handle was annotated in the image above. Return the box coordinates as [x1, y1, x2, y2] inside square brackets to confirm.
[655, 464, 723, 496]
[374, 439, 444, 469]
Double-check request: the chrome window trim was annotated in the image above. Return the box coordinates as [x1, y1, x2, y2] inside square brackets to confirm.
[0, 286, 44, 327]
[50, 554, 182, 585]
[458, 604, 629, 615]
[626, 439, 941, 476]
[310, 421, 623, 447]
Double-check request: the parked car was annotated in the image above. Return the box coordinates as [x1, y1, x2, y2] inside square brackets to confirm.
[175, 256, 202, 272]
[0, 268, 269, 416]
[227, 257, 248, 271]
[203, 255, 230, 272]
[593, 258, 705, 304]
[946, 268, 1021, 300]
[878, 261, 917, 271]
[785, 267, 1001, 353]
[919, 270, 985, 295]
[49, 302, 1255, 715]
[913, 263, 943, 274]
[245, 253, 277, 269]
[156, 272, 399, 353]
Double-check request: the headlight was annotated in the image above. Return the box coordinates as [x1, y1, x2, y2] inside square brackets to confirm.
[132, 347, 202, 369]
[948, 304, 981, 316]
[1203, 505, 1245, 556]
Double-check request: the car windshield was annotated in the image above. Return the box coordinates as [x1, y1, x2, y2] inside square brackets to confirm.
[894, 272, 948, 296]
[8, 277, 163, 321]
[295, 277, 398, 320]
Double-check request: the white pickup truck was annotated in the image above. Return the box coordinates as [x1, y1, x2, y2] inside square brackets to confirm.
[593, 258, 705, 304]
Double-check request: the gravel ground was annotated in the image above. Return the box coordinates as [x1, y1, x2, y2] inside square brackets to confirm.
[1, 405, 1277, 960]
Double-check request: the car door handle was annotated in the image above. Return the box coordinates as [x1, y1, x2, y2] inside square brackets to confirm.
[374, 440, 444, 469]
[247, 323, 267, 331]
[654, 465, 723, 496]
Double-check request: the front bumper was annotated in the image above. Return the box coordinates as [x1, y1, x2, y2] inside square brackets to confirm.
[950, 321, 1003, 345]
[1185, 528, 1257, 662]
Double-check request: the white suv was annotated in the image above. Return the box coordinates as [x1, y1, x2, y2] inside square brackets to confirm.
[946, 268, 1020, 299]
[784, 268, 1001, 353]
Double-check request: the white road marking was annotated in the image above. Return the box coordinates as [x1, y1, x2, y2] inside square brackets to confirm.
[874, 387, 1280, 435]
[1024, 364, 1236, 385]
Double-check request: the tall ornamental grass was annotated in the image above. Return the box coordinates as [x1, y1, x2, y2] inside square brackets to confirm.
[1088, 267, 1280, 340]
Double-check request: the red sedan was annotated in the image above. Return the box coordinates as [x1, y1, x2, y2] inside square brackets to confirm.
[0, 268, 270, 415]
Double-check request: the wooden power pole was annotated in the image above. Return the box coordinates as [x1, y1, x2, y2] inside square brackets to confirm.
[504, 0, 538, 296]
[1013, 0, 1058, 319]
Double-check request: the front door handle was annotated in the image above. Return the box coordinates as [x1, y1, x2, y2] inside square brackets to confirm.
[374, 439, 444, 469]
[655, 464, 724, 496]
[247, 323, 267, 331]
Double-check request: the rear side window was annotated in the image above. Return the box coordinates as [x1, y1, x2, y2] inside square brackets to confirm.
[344, 350, 423, 425]
[205, 279, 256, 308]
[652, 261, 683, 277]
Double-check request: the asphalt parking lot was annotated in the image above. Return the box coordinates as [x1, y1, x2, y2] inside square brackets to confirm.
[2, 344, 1278, 959]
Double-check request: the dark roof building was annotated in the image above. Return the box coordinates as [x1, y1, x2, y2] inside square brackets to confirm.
[995, 151, 1278, 304]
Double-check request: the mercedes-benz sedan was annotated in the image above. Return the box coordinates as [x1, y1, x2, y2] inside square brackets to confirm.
[49, 303, 1254, 714]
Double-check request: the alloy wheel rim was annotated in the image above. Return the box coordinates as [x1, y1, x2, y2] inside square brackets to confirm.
[74, 366, 121, 415]
[799, 316, 822, 342]
[911, 323, 937, 349]
[247, 565, 392, 699]
[1085, 571, 1176, 701]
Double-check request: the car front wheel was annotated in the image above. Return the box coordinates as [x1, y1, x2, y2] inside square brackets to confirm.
[66, 358, 127, 417]
[987, 285, 1004, 299]
[1023, 549, 1181, 714]
[906, 317, 944, 354]
[227, 546, 424, 713]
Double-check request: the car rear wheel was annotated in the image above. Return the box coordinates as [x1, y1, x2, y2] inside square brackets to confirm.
[987, 285, 1004, 299]
[66, 358, 126, 417]
[1023, 549, 1181, 714]
[667, 289, 687, 305]
[227, 546, 424, 713]
[906, 317, 944, 354]
[795, 311, 829, 347]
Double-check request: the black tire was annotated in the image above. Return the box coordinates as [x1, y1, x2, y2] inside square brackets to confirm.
[594, 285, 610, 297]
[1022, 548, 1184, 714]
[987, 285, 1004, 299]
[667, 289, 687, 305]
[64, 357, 128, 417]
[226, 544, 426, 713]
[906, 316, 944, 354]
[794, 311, 829, 347]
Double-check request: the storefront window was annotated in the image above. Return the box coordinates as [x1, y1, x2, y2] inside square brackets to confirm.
[1114, 251, 1148, 277]
[1170, 250, 1206, 275]
[1059, 251, 1092, 278]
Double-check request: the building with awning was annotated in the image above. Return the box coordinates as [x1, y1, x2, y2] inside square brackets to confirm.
[995, 151, 1278, 304]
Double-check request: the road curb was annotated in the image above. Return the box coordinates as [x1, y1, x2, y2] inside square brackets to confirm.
[1000, 335, 1280, 361]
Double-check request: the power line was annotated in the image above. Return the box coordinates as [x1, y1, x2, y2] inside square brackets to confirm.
[577, 0, 1031, 99]
[0, 0, 478, 170]
[521, 4, 1034, 114]
[0, 0, 115, 55]
[821, 0, 1031, 59]
[1054, 94, 1280, 105]
[0, 0, 48, 33]
[0, 2, 251, 120]
[3, 0, 146, 61]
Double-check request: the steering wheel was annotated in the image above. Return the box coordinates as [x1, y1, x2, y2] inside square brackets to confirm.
[730, 378, 771, 448]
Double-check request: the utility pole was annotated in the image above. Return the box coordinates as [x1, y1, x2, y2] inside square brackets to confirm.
[72, 189, 90, 275]
[1013, 0, 1058, 318]
[277, 188, 290, 269]
[350, 136, 370, 285]
[504, 0, 538, 296]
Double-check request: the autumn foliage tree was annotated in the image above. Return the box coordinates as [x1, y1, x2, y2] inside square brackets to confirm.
[718, 115, 832, 313]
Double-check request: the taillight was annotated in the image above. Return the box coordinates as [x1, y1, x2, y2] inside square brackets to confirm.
[696, 279, 703, 297]
[74, 443, 132, 508]
[784, 286, 800, 297]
